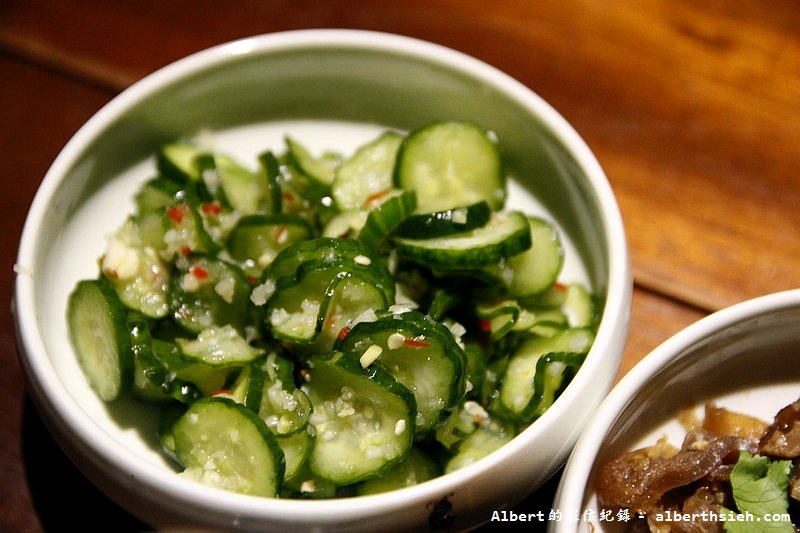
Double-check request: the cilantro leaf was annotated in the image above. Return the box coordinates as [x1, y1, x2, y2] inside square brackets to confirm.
[723, 451, 795, 533]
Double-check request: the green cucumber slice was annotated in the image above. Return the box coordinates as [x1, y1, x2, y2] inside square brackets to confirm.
[256, 353, 312, 436]
[395, 121, 505, 213]
[393, 210, 531, 269]
[276, 429, 313, 482]
[497, 327, 594, 421]
[127, 312, 172, 403]
[503, 216, 564, 297]
[357, 189, 417, 250]
[265, 259, 389, 345]
[303, 353, 416, 485]
[444, 418, 515, 474]
[285, 136, 341, 201]
[100, 216, 170, 319]
[135, 176, 184, 214]
[562, 282, 597, 328]
[332, 130, 403, 211]
[475, 298, 522, 341]
[258, 237, 395, 304]
[211, 153, 269, 215]
[161, 201, 221, 259]
[227, 363, 267, 412]
[337, 310, 467, 432]
[150, 338, 229, 400]
[256, 151, 284, 214]
[175, 325, 264, 367]
[157, 141, 204, 183]
[67, 278, 133, 401]
[356, 448, 440, 495]
[173, 397, 285, 497]
[226, 214, 313, 272]
[169, 256, 252, 334]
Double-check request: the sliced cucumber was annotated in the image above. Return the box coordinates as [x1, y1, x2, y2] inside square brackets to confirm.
[337, 310, 467, 433]
[393, 210, 531, 269]
[160, 201, 220, 259]
[497, 327, 594, 421]
[502, 216, 564, 297]
[157, 141, 204, 183]
[258, 237, 395, 304]
[169, 255, 252, 334]
[211, 153, 269, 215]
[282, 464, 338, 499]
[321, 209, 368, 240]
[303, 353, 415, 485]
[135, 176, 184, 214]
[332, 130, 403, 211]
[173, 397, 285, 497]
[226, 214, 313, 273]
[150, 338, 231, 400]
[562, 282, 597, 328]
[100, 216, 170, 319]
[276, 429, 313, 482]
[395, 200, 491, 239]
[285, 136, 341, 200]
[444, 419, 515, 474]
[256, 353, 312, 437]
[395, 121, 505, 213]
[227, 363, 267, 412]
[127, 312, 172, 403]
[265, 259, 389, 345]
[475, 298, 521, 341]
[175, 325, 264, 367]
[256, 150, 284, 214]
[434, 401, 481, 450]
[356, 448, 440, 495]
[357, 189, 417, 250]
[67, 279, 133, 401]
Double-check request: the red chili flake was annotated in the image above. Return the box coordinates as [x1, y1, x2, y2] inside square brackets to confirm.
[364, 189, 390, 206]
[190, 265, 209, 279]
[201, 202, 222, 215]
[553, 281, 567, 292]
[477, 319, 492, 332]
[166, 204, 188, 223]
[211, 388, 232, 397]
[180, 246, 193, 256]
[246, 275, 258, 284]
[282, 191, 296, 204]
[403, 337, 430, 348]
[337, 327, 351, 341]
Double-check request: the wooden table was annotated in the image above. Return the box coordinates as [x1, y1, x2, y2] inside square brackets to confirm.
[2, 1, 798, 531]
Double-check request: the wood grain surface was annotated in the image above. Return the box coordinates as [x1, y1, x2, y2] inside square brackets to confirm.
[2, 1, 797, 531]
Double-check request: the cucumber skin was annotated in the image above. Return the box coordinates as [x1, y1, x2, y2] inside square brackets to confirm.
[67, 278, 134, 402]
[395, 200, 491, 239]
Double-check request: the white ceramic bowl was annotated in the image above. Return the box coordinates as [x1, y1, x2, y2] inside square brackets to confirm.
[14, 29, 631, 532]
[552, 289, 800, 532]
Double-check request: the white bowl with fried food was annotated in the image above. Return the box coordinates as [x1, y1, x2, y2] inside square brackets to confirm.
[552, 289, 800, 532]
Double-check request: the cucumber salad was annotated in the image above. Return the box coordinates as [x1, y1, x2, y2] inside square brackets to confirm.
[67, 120, 598, 499]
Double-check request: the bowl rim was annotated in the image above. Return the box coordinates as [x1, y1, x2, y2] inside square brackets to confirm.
[14, 28, 631, 525]
[552, 288, 800, 531]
